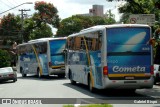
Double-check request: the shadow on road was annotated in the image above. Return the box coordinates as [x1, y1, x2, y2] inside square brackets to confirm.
[17, 75, 66, 81]
[63, 82, 160, 104]
[0, 80, 16, 84]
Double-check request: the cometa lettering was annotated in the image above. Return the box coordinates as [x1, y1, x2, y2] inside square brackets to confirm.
[113, 66, 145, 73]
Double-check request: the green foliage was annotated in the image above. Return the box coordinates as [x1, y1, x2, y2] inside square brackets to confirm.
[0, 1, 59, 43]
[34, 1, 60, 27]
[29, 23, 53, 40]
[0, 49, 11, 68]
[56, 14, 116, 37]
[118, 0, 160, 35]
[23, 18, 53, 41]
[21, 1, 59, 41]
[0, 13, 21, 43]
[118, 0, 160, 24]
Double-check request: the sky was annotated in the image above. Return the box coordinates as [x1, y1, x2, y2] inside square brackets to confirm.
[0, 0, 126, 33]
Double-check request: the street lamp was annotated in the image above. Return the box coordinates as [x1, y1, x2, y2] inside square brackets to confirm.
[0, 2, 33, 15]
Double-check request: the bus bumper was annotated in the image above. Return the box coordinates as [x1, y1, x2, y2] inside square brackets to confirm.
[103, 76, 154, 89]
[49, 68, 65, 75]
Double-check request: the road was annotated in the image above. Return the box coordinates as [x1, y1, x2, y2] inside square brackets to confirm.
[0, 73, 160, 107]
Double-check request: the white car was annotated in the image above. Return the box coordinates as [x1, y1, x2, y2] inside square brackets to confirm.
[0, 67, 17, 82]
[154, 64, 160, 84]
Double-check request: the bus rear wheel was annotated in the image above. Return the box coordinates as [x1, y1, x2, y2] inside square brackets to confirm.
[88, 75, 95, 93]
[37, 68, 42, 78]
[58, 74, 65, 78]
[69, 71, 76, 85]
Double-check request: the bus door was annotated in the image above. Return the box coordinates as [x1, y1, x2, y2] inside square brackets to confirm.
[107, 27, 152, 80]
[82, 32, 103, 88]
[33, 42, 48, 75]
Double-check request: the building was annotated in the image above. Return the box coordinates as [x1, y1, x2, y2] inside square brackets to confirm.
[89, 5, 104, 17]
[77, 5, 105, 17]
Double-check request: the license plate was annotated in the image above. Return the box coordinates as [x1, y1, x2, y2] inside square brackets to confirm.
[125, 76, 134, 80]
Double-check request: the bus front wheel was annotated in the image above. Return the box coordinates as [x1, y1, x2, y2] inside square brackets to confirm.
[21, 67, 26, 77]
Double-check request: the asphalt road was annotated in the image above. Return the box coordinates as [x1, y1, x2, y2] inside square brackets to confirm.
[0, 73, 160, 107]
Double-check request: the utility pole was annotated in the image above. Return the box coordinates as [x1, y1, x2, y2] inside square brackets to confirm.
[19, 9, 30, 43]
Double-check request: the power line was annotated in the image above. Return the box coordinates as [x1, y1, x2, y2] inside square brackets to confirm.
[0, 0, 12, 8]
[6, 0, 16, 7]
[0, 2, 33, 15]
[19, 9, 31, 43]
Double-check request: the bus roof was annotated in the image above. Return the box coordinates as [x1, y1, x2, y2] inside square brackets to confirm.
[17, 37, 67, 47]
[68, 24, 150, 38]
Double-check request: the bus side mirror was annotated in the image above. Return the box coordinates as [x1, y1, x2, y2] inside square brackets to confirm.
[63, 49, 67, 53]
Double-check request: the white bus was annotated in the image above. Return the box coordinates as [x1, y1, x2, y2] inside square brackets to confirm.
[17, 37, 66, 78]
[65, 24, 154, 92]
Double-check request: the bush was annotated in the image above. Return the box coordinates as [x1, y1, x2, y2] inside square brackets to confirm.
[0, 49, 11, 68]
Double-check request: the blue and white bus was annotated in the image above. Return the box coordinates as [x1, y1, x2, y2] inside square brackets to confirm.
[17, 37, 66, 78]
[65, 24, 154, 92]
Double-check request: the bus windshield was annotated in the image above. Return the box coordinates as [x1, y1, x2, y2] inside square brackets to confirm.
[107, 27, 150, 45]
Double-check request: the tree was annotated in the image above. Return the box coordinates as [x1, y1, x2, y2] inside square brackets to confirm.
[118, 0, 160, 23]
[0, 49, 11, 67]
[0, 1, 60, 43]
[0, 13, 21, 44]
[56, 15, 116, 37]
[22, 1, 60, 42]
[34, 1, 60, 28]
[118, 0, 160, 35]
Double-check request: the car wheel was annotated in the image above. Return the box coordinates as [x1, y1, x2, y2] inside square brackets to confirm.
[13, 78, 17, 82]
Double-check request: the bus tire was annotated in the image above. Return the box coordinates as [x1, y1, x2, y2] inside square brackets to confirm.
[37, 68, 41, 78]
[69, 70, 76, 85]
[58, 74, 65, 78]
[21, 67, 26, 77]
[88, 75, 95, 93]
[123, 89, 136, 93]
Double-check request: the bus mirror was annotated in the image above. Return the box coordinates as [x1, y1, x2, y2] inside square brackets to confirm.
[63, 49, 67, 53]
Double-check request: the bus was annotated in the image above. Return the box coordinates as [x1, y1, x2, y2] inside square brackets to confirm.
[65, 24, 154, 92]
[17, 37, 66, 78]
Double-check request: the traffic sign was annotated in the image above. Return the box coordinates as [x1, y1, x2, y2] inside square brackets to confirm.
[129, 14, 155, 26]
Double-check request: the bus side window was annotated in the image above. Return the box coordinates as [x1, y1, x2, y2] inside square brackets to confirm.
[92, 38, 96, 51]
[70, 37, 74, 50]
[80, 37, 85, 50]
[96, 31, 102, 50]
[74, 37, 81, 50]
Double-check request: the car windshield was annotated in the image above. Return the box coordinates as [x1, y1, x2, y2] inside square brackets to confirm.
[0, 67, 13, 72]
